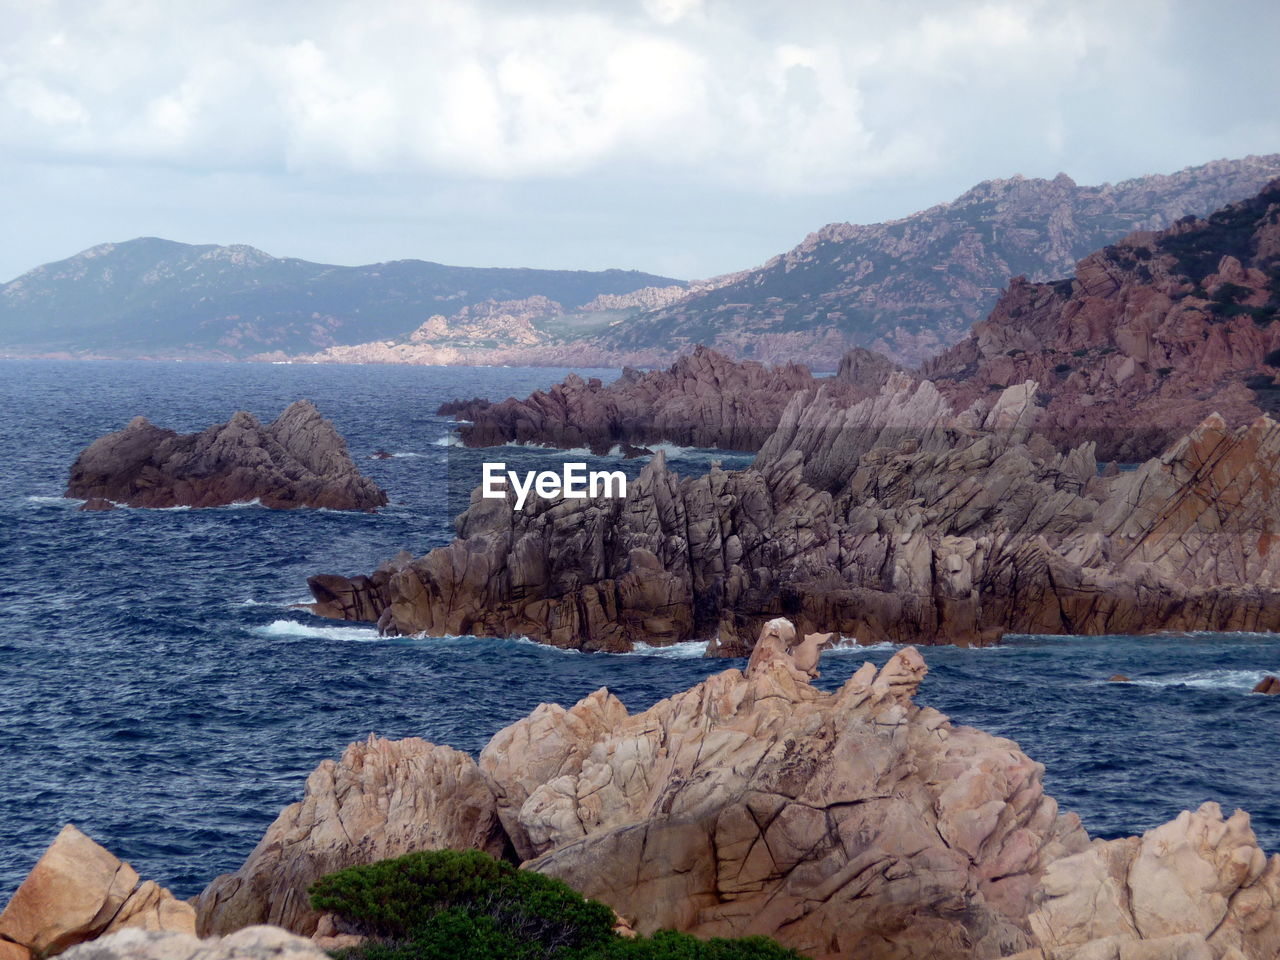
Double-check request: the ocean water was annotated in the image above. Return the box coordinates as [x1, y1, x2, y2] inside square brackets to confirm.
[1, 359, 1278, 902]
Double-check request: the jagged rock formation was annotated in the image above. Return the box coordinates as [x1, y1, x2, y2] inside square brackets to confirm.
[310, 375, 1280, 652]
[927, 179, 1280, 461]
[598, 155, 1280, 368]
[65, 400, 387, 510]
[0, 825, 195, 959]
[195, 735, 507, 938]
[0, 237, 680, 359]
[440, 344, 902, 454]
[60, 926, 328, 960]
[179, 630, 1280, 960]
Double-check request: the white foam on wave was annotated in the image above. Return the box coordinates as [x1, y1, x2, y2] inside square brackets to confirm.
[627, 640, 709, 658]
[433, 435, 460, 447]
[824, 638, 900, 654]
[1114, 669, 1275, 692]
[391, 452, 423, 458]
[25, 495, 79, 505]
[255, 619, 381, 643]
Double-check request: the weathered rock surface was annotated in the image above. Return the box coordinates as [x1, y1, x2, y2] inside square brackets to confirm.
[185, 629, 1280, 960]
[1254, 675, 1280, 695]
[927, 179, 1280, 461]
[0, 824, 194, 958]
[59, 925, 328, 960]
[311, 373, 1280, 652]
[195, 735, 506, 937]
[65, 400, 387, 510]
[1014, 802, 1280, 960]
[440, 345, 899, 455]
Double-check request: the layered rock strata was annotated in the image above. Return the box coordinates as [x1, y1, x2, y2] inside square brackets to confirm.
[927, 179, 1280, 461]
[169, 630, 1280, 960]
[65, 400, 387, 510]
[0, 825, 195, 959]
[310, 374, 1280, 652]
[441, 345, 901, 455]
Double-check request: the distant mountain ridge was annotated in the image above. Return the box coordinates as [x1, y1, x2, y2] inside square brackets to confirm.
[0, 237, 682, 357]
[596, 154, 1280, 368]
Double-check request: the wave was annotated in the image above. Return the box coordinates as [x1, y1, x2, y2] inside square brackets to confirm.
[254, 619, 381, 643]
[433, 435, 460, 447]
[25, 495, 80, 506]
[627, 640, 709, 658]
[1112, 669, 1276, 692]
[824, 638, 900, 654]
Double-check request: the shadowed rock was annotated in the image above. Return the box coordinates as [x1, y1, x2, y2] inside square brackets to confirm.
[310, 376, 1280, 652]
[440, 344, 901, 455]
[65, 400, 387, 510]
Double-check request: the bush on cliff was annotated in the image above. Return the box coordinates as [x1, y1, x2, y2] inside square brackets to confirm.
[310, 849, 807, 960]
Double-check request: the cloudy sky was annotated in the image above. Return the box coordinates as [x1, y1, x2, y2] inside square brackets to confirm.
[2, 0, 1278, 282]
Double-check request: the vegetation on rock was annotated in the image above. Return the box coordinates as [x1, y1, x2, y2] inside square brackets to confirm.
[309, 850, 807, 960]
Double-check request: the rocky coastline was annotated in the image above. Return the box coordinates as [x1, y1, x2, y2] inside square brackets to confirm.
[65, 400, 387, 511]
[439, 345, 901, 455]
[4, 625, 1277, 960]
[308, 371, 1280, 653]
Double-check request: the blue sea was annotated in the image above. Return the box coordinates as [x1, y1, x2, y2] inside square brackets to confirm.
[2, 358, 1278, 902]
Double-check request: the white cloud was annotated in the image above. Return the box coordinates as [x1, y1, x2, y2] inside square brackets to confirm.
[0, 0, 1275, 203]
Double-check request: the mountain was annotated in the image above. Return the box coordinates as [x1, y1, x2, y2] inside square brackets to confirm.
[0, 237, 682, 358]
[595, 155, 1280, 368]
[925, 178, 1280, 461]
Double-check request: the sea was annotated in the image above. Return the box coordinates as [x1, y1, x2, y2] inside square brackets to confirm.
[2, 358, 1278, 901]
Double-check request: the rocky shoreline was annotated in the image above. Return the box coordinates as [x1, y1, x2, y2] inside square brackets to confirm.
[3, 624, 1277, 960]
[65, 400, 387, 512]
[308, 372, 1280, 652]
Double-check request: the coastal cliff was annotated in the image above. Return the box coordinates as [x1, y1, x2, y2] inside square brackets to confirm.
[308, 375, 1280, 652]
[927, 178, 1280, 461]
[440, 345, 901, 455]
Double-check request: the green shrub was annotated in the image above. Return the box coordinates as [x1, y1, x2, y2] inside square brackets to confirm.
[1053, 363, 1072, 375]
[310, 850, 808, 960]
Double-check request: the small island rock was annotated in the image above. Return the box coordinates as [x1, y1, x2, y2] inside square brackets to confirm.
[65, 400, 387, 511]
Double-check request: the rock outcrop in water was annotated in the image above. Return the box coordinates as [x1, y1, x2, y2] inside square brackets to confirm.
[169, 628, 1280, 960]
[195, 735, 506, 937]
[310, 374, 1280, 652]
[65, 400, 387, 510]
[0, 825, 195, 959]
[439, 345, 902, 454]
[926, 179, 1280, 461]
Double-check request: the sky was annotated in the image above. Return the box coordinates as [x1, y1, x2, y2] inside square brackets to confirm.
[2, 0, 1279, 283]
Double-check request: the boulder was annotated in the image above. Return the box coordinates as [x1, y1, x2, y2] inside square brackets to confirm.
[0, 825, 194, 957]
[1109, 674, 1131, 682]
[77, 498, 115, 511]
[65, 400, 387, 511]
[1253, 675, 1280, 695]
[196, 735, 506, 937]
[182, 622, 1280, 960]
[59, 925, 328, 959]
